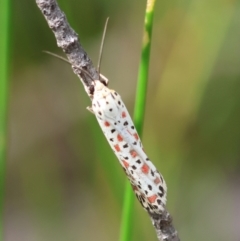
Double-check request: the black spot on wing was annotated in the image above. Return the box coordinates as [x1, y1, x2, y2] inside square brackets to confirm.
[148, 204, 154, 210]
[151, 170, 154, 176]
[158, 192, 164, 197]
[110, 93, 115, 99]
[159, 185, 164, 193]
[148, 185, 152, 190]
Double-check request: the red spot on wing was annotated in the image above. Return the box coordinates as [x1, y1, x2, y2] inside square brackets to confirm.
[130, 150, 137, 158]
[141, 163, 150, 174]
[104, 121, 110, 127]
[114, 144, 121, 152]
[133, 133, 139, 141]
[147, 194, 158, 203]
[117, 134, 123, 142]
[122, 160, 129, 168]
[122, 111, 127, 118]
[154, 177, 161, 184]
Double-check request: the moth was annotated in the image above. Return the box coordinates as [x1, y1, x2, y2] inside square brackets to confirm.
[44, 18, 167, 214]
[88, 80, 167, 214]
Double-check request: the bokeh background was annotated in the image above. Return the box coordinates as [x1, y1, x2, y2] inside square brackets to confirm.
[5, 0, 240, 240]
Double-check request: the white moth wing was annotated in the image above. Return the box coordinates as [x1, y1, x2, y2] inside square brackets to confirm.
[104, 90, 167, 206]
[92, 82, 167, 213]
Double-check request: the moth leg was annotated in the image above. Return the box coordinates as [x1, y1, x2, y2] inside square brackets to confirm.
[86, 106, 95, 114]
[99, 74, 109, 86]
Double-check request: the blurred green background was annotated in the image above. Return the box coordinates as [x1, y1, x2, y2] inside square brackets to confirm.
[5, 0, 240, 240]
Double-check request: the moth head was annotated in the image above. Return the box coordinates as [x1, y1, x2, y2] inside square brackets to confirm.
[91, 80, 110, 100]
[94, 80, 106, 91]
[89, 78, 108, 96]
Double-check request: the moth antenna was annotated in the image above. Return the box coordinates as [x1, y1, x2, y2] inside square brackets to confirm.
[42, 51, 70, 64]
[43, 50, 95, 82]
[97, 17, 109, 79]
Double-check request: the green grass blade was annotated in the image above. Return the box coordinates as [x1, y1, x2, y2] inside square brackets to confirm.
[134, 1, 155, 135]
[119, 1, 156, 241]
[0, 0, 10, 239]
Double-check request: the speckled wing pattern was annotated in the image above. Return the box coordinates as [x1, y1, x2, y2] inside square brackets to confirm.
[91, 81, 167, 214]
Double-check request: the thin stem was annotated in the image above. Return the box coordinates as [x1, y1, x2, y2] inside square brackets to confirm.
[0, 0, 10, 239]
[119, 1, 156, 241]
[134, 0, 155, 134]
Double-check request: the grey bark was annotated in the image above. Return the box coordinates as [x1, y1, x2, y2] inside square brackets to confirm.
[36, 1, 180, 240]
[36, 0, 103, 96]
[149, 210, 180, 241]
